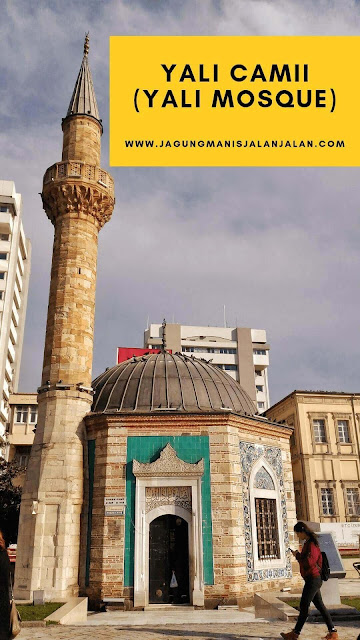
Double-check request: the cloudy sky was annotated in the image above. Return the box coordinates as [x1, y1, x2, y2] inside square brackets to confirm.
[1, 0, 360, 404]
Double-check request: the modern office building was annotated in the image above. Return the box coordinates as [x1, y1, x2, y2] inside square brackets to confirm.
[144, 323, 270, 412]
[265, 391, 360, 524]
[0, 181, 31, 458]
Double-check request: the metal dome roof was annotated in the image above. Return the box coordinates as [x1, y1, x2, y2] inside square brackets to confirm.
[91, 351, 257, 415]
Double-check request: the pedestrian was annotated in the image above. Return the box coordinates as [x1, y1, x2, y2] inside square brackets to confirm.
[280, 521, 339, 640]
[0, 526, 11, 640]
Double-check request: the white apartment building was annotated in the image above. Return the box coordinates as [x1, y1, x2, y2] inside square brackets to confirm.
[144, 323, 270, 412]
[0, 181, 31, 458]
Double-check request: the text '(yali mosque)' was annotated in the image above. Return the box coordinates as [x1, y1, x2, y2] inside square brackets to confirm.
[14, 37, 299, 609]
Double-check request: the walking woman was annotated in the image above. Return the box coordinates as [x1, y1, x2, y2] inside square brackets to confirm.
[0, 527, 11, 640]
[280, 522, 339, 640]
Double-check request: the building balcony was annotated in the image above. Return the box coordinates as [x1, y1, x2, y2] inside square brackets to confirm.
[253, 354, 269, 368]
[43, 161, 115, 198]
[0, 240, 10, 253]
[19, 225, 27, 260]
[9, 321, 17, 345]
[7, 341, 15, 363]
[17, 251, 24, 277]
[0, 212, 13, 234]
[5, 359, 13, 381]
[11, 305, 19, 327]
[13, 284, 21, 309]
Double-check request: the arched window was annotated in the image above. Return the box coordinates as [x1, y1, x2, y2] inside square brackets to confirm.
[250, 463, 283, 566]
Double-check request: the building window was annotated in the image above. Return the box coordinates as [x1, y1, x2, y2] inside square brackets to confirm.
[30, 407, 37, 423]
[254, 349, 266, 355]
[0, 272, 5, 280]
[16, 405, 28, 423]
[346, 488, 360, 516]
[258, 401, 265, 409]
[255, 369, 262, 377]
[223, 364, 237, 371]
[0, 292, 3, 300]
[0, 234, 9, 241]
[313, 419, 326, 443]
[14, 446, 31, 468]
[337, 420, 351, 443]
[0, 206, 8, 213]
[255, 497, 280, 559]
[219, 348, 236, 354]
[181, 346, 237, 355]
[321, 488, 335, 515]
[256, 385, 264, 392]
[0, 253, 7, 260]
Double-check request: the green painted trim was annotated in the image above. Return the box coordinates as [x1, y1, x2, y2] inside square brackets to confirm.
[85, 439, 95, 587]
[124, 436, 214, 587]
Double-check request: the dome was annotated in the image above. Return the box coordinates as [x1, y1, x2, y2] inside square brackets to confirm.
[91, 351, 257, 416]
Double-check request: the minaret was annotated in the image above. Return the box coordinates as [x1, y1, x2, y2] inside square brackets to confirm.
[14, 35, 114, 601]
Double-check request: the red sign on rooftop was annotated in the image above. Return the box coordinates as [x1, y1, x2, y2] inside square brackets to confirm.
[117, 347, 171, 364]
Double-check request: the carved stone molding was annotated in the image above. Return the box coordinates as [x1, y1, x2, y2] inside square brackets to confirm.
[42, 182, 114, 228]
[133, 443, 204, 477]
[145, 486, 192, 513]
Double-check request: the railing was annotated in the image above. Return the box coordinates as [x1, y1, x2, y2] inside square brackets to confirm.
[43, 161, 114, 197]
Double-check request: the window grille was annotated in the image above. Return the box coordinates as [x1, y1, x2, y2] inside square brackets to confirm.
[255, 497, 280, 559]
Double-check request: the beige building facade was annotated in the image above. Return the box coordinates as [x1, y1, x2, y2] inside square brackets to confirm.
[265, 391, 360, 525]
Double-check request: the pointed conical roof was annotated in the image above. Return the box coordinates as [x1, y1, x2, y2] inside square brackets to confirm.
[66, 34, 101, 124]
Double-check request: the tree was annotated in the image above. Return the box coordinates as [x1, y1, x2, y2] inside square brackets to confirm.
[0, 458, 24, 544]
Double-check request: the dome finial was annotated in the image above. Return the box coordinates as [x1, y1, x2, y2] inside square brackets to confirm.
[84, 32, 89, 57]
[161, 318, 167, 352]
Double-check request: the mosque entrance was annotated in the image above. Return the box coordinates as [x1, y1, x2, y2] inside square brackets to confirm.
[149, 514, 190, 605]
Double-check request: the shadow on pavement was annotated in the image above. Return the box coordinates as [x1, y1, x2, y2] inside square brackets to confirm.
[115, 628, 278, 640]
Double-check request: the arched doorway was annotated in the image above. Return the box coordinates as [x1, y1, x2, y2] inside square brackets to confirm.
[149, 514, 190, 604]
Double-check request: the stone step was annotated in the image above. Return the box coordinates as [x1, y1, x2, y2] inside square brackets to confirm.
[144, 604, 195, 611]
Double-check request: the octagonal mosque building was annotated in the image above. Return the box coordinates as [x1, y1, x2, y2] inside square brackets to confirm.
[82, 350, 298, 608]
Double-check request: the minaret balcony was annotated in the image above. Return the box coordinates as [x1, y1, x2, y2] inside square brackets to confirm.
[43, 161, 114, 198]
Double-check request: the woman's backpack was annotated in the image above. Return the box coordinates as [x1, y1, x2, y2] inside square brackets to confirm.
[320, 551, 330, 581]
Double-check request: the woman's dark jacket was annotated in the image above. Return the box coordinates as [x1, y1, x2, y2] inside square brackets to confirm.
[0, 549, 11, 639]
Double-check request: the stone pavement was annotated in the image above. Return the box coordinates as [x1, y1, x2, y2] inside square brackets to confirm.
[19, 621, 360, 640]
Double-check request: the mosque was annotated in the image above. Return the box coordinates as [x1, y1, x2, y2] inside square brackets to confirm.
[14, 37, 298, 609]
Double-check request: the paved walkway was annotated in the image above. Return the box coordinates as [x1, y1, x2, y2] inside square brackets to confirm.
[78, 608, 264, 626]
[18, 621, 360, 640]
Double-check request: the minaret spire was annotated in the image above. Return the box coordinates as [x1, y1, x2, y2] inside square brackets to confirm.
[66, 32, 101, 126]
[84, 31, 89, 56]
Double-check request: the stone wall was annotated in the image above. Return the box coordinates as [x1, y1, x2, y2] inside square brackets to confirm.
[84, 413, 301, 608]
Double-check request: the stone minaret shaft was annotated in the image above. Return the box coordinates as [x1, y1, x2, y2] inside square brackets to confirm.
[14, 35, 114, 601]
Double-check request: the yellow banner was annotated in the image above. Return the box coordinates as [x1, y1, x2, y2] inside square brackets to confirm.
[110, 36, 360, 167]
